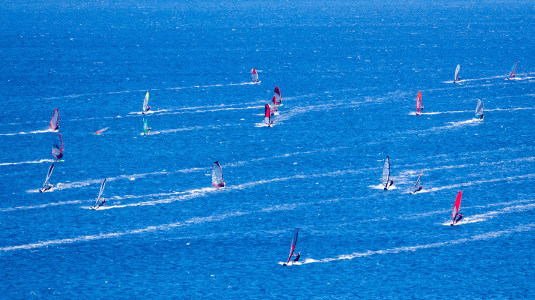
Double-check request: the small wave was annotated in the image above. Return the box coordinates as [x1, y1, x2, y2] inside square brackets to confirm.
[298, 224, 535, 265]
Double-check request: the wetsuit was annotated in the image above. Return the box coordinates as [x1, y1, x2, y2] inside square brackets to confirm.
[292, 253, 300, 262]
[455, 214, 463, 224]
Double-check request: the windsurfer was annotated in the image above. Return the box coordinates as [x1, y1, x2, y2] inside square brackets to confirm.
[94, 199, 106, 209]
[219, 180, 225, 188]
[143, 106, 151, 114]
[292, 252, 300, 262]
[414, 186, 423, 193]
[453, 213, 463, 224]
[40, 183, 54, 193]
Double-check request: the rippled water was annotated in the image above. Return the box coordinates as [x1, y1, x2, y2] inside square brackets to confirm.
[1, 1, 534, 298]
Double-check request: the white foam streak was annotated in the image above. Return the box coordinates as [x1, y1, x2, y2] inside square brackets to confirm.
[0, 159, 55, 166]
[304, 224, 535, 264]
[0, 129, 55, 136]
[0, 199, 330, 252]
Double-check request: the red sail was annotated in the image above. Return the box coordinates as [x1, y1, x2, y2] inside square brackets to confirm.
[451, 191, 462, 222]
[50, 109, 59, 130]
[251, 68, 259, 82]
[265, 104, 270, 118]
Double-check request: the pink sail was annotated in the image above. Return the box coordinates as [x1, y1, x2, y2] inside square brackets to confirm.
[451, 191, 462, 222]
[274, 87, 281, 103]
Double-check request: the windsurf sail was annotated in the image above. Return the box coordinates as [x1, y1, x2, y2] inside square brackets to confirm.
[454, 65, 461, 81]
[94, 127, 108, 135]
[264, 104, 272, 125]
[416, 92, 422, 115]
[212, 161, 225, 188]
[143, 92, 150, 112]
[287, 228, 299, 263]
[52, 134, 63, 160]
[475, 99, 484, 118]
[274, 87, 282, 103]
[143, 118, 149, 134]
[251, 68, 259, 82]
[41, 164, 54, 189]
[93, 178, 107, 207]
[451, 191, 462, 222]
[50, 109, 59, 130]
[509, 62, 517, 78]
[381, 156, 390, 188]
[412, 172, 423, 193]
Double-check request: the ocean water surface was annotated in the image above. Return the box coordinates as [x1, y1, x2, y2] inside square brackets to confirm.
[1, 0, 534, 298]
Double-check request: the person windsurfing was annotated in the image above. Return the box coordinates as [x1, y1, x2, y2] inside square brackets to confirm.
[92, 178, 107, 210]
[50, 109, 60, 131]
[41, 183, 54, 192]
[450, 191, 462, 225]
[271, 96, 278, 114]
[283, 228, 299, 266]
[292, 252, 301, 263]
[475, 99, 484, 120]
[143, 118, 151, 135]
[251, 68, 259, 82]
[453, 213, 463, 225]
[212, 162, 226, 188]
[274, 87, 282, 104]
[508, 62, 517, 79]
[142, 92, 150, 114]
[264, 104, 273, 127]
[411, 172, 423, 194]
[453, 64, 461, 83]
[39, 164, 55, 193]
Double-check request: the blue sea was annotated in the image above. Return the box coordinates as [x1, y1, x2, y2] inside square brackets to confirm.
[1, 0, 535, 298]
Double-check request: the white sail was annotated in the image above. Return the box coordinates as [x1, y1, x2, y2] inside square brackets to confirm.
[475, 99, 484, 118]
[143, 92, 149, 112]
[93, 178, 107, 208]
[381, 156, 390, 188]
[212, 162, 225, 188]
[454, 65, 461, 81]
[41, 164, 55, 191]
